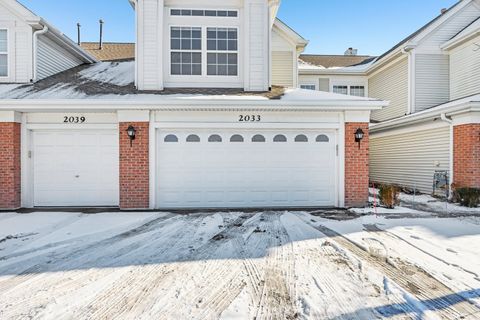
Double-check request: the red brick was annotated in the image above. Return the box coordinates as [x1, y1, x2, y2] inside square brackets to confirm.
[453, 124, 480, 188]
[345, 122, 369, 207]
[119, 122, 149, 209]
[0, 123, 21, 209]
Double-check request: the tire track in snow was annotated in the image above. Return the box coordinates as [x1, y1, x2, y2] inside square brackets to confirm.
[299, 214, 480, 320]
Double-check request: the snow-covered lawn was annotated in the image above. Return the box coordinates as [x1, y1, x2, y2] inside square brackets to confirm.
[0, 210, 479, 319]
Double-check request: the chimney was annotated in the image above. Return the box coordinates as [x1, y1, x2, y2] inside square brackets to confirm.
[441, 8, 448, 14]
[344, 47, 358, 56]
[99, 19, 104, 50]
[77, 23, 81, 45]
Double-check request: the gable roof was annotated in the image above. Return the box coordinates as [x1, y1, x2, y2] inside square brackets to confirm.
[274, 18, 309, 49]
[299, 54, 375, 69]
[81, 42, 135, 61]
[442, 16, 480, 49]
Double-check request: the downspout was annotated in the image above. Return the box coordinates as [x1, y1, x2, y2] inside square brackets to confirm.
[441, 113, 454, 197]
[32, 25, 48, 83]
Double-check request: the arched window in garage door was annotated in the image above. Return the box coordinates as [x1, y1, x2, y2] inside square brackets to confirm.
[230, 134, 244, 142]
[164, 134, 179, 142]
[295, 134, 308, 142]
[252, 134, 266, 142]
[208, 134, 223, 142]
[186, 134, 201, 142]
[316, 134, 330, 142]
[273, 134, 287, 142]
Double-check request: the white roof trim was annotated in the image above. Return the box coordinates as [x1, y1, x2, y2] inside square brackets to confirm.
[371, 94, 480, 132]
[274, 19, 308, 48]
[442, 19, 480, 50]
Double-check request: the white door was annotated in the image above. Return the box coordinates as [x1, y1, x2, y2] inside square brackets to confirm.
[32, 130, 119, 207]
[156, 129, 337, 208]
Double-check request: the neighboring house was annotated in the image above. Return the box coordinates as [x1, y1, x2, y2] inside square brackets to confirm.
[0, 0, 387, 211]
[299, 0, 480, 195]
[0, 0, 96, 84]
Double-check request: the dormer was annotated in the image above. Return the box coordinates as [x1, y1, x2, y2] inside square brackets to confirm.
[0, 0, 96, 84]
[130, 0, 281, 91]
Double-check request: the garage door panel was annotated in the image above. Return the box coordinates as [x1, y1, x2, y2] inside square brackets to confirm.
[33, 130, 119, 207]
[156, 129, 337, 208]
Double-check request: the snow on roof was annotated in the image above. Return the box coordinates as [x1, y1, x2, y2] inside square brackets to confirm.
[0, 61, 385, 106]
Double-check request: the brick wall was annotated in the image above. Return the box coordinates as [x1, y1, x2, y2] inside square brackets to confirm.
[345, 122, 369, 207]
[0, 123, 21, 209]
[453, 124, 480, 188]
[119, 122, 150, 209]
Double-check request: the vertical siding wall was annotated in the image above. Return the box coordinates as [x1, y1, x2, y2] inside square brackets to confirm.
[37, 35, 83, 80]
[450, 35, 480, 100]
[369, 58, 409, 122]
[415, 54, 450, 112]
[370, 124, 450, 194]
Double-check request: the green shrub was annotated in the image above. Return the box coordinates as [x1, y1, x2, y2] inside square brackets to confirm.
[453, 187, 480, 208]
[378, 185, 400, 209]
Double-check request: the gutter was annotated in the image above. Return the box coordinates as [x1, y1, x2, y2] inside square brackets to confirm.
[440, 113, 454, 197]
[32, 25, 48, 82]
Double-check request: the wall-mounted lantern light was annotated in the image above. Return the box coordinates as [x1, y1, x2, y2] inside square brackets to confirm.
[126, 125, 136, 146]
[354, 128, 365, 149]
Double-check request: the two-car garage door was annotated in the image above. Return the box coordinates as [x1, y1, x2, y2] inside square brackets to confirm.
[156, 130, 337, 209]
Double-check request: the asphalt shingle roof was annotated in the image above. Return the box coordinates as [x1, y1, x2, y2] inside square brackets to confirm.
[80, 42, 135, 62]
[299, 54, 376, 69]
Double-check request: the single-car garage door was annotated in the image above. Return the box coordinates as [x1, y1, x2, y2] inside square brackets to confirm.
[33, 130, 119, 207]
[156, 130, 337, 208]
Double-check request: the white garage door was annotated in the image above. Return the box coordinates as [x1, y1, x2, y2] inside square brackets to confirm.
[33, 130, 119, 207]
[156, 130, 337, 208]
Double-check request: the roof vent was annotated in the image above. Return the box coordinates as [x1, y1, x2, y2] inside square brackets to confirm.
[441, 8, 448, 14]
[344, 47, 358, 56]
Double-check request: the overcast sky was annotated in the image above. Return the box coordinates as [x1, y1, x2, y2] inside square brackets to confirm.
[19, 0, 458, 55]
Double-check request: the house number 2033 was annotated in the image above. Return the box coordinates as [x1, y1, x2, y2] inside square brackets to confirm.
[239, 115, 261, 122]
[63, 116, 86, 124]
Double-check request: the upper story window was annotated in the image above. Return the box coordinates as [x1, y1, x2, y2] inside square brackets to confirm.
[171, 9, 238, 18]
[350, 86, 365, 97]
[333, 85, 348, 95]
[300, 84, 316, 90]
[170, 27, 202, 75]
[207, 28, 238, 76]
[0, 30, 7, 77]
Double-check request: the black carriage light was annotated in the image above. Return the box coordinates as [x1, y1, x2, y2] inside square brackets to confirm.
[354, 128, 365, 149]
[126, 125, 137, 146]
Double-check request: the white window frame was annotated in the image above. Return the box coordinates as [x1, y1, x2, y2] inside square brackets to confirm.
[0, 28, 8, 78]
[300, 84, 316, 90]
[170, 9, 239, 18]
[169, 26, 203, 76]
[206, 27, 239, 77]
[349, 85, 366, 97]
[333, 85, 348, 95]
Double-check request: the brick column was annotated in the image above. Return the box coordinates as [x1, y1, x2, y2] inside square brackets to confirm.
[345, 122, 369, 207]
[0, 122, 21, 210]
[453, 124, 480, 188]
[119, 122, 150, 209]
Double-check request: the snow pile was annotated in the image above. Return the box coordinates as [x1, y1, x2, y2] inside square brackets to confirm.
[281, 87, 380, 101]
[78, 61, 135, 86]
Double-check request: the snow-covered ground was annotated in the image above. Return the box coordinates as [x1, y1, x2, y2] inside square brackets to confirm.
[0, 210, 479, 319]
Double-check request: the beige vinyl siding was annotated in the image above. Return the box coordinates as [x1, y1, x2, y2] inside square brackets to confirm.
[319, 78, 329, 92]
[370, 125, 450, 194]
[450, 35, 480, 100]
[415, 54, 450, 112]
[369, 58, 409, 122]
[271, 51, 294, 87]
[37, 35, 83, 80]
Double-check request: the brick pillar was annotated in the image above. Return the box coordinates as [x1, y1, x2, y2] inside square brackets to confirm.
[119, 122, 149, 209]
[345, 122, 369, 207]
[453, 124, 480, 188]
[0, 123, 21, 210]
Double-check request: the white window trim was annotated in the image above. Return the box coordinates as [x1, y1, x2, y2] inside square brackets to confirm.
[169, 8, 239, 18]
[167, 24, 241, 80]
[169, 26, 203, 76]
[0, 28, 9, 78]
[331, 83, 367, 97]
[300, 84, 316, 90]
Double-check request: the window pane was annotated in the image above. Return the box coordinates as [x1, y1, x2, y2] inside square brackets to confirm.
[228, 40, 237, 51]
[171, 52, 181, 63]
[218, 65, 227, 76]
[186, 134, 201, 142]
[171, 64, 181, 75]
[207, 53, 216, 64]
[192, 29, 201, 39]
[181, 64, 192, 75]
[0, 31, 6, 53]
[207, 65, 216, 75]
[333, 85, 348, 95]
[230, 134, 244, 142]
[192, 10, 204, 16]
[316, 135, 330, 142]
[207, 40, 216, 51]
[217, 11, 227, 17]
[218, 29, 227, 39]
[273, 135, 287, 142]
[164, 135, 178, 142]
[192, 64, 201, 75]
[228, 53, 237, 64]
[350, 86, 365, 97]
[171, 9, 181, 16]
[228, 66, 237, 76]
[208, 134, 222, 142]
[171, 28, 181, 38]
[192, 53, 201, 63]
[295, 134, 308, 142]
[205, 10, 216, 16]
[300, 85, 316, 90]
[228, 30, 237, 39]
[217, 53, 227, 64]
[252, 135, 266, 143]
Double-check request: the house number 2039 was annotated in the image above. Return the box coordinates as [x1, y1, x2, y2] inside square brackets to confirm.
[239, 115, 261, 122]
[63, 116, 86, 124]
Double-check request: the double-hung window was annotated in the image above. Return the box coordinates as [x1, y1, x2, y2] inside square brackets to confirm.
[207, 28, 238, 76]
[333, 85, 348, 95]
[300, 84, 316, 90]
[170, 27, 202, 75]
[0, 30, 7, 77]
[350, 86, 365, 97]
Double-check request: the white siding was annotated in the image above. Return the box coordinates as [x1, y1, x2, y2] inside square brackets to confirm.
[319, 78, 329, 92]
[36, 35, 83, 80]
[0, 2, 33, 83]
[271, 51, 293, 87]
[450, 34, 480, 100]
[415, 54, 450, 112]
[370, 124, 450, 194]
[245, 0, 269, 91]
[369, 58, 409, 122]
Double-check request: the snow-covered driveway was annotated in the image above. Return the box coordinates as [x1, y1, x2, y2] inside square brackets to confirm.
[0, 211, 479, 319]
